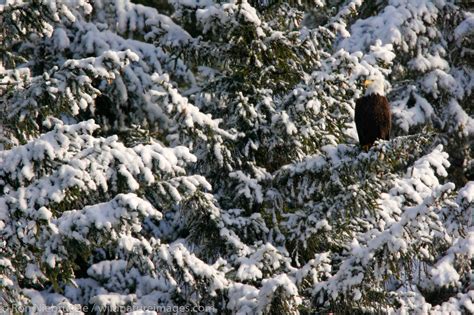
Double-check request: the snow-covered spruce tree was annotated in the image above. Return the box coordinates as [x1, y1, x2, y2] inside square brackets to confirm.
[0, 0, 235, 311]
[0, 0, 472, 314]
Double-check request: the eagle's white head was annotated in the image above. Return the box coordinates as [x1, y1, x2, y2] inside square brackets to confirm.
[363, 76, 385, 96]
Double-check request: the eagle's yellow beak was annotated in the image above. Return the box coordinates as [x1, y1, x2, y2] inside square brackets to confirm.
[363, 79, 374, 87]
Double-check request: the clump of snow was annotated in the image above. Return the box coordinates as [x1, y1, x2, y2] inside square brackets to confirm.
[454, 13, 474, 41]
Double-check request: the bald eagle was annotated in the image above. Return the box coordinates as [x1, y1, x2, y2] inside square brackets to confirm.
[355, 78, 391, 150]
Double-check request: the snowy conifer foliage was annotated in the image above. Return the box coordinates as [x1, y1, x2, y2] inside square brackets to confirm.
[0, 0, 472, 313]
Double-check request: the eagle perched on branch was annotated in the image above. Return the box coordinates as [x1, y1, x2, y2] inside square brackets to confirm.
[355, 77, 391, 151]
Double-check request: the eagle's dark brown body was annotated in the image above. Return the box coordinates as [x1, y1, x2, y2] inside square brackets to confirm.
[355, 93, 391, 149]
